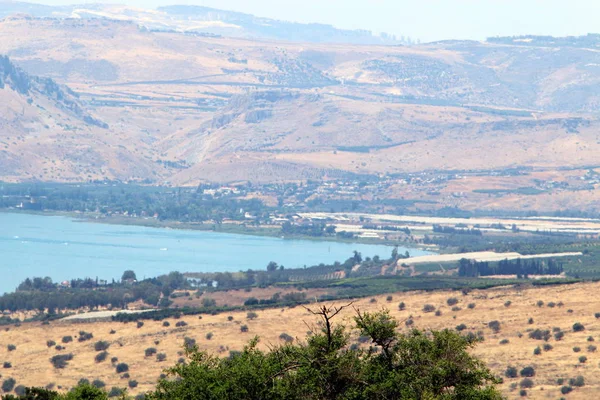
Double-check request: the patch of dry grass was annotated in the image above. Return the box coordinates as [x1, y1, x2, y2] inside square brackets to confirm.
[2, 282, 600, 398]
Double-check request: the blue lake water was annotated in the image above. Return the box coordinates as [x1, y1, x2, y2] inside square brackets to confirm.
[0, 212, 432, 294]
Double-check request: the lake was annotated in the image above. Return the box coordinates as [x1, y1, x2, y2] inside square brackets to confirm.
[0, 212, 432, 294]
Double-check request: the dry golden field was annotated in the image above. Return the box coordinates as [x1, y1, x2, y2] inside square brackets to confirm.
[2, 282, 600, 398]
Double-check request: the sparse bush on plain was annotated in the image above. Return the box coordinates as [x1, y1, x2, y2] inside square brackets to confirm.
[279, 333, 294, 343]
[505, 366, 518, 378]
[183, 337, 196, 348]
[543, 344, 553, 351]
[137, 321, 144, 329]
[145, 347, 158, 357]
[422, 304, 435, 313]
[533, 347, 541, 355]
[499, 339, 509, 345]
[247, 312, 258, 320]
[93, 379, 106, 388]
[570, 376, 585, 387]
[95, 351, 108, 363]
[46, 340, 56, 348]
[206, 332, 213, 340]
[488, 320, 500, 333]
[554, 331, 565, 341]
[588, 345, 597, 352]
[156, 353, 167, 362]
[398, 302, 405, 311]
[579, 356, 587, 363]
[2, 362, 11, 369]
[78, 331, 93, 342]
[467, 303, 476, 309]
[115, 363, 129, 373]
[573, 322, 585, 332]
[572, 346, 581, 352]
[162, 321, 170, 327]
[504, 301, 511, 307]
[447, 297, 459, 306]
[175, 321, 188, 327]
[520, 378, 534, 389]
[528, 329, 550, 341]
[50, 353, 73, 369]
[129, 380, 138, 389]
[2, 378, 16, 393]
[456, 324, 467, 332]
[240, 325, 249, 333]
[94, 341, 110, 352]
[561, 386, 573, 395]
[7, 344, 16, 352]
[520, 366, 535, 377]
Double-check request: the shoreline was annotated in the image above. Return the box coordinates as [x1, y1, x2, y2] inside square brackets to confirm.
[1, 208, 435, 251]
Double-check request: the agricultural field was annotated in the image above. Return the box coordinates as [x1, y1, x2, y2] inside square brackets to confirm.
[1, 281, 600, 398]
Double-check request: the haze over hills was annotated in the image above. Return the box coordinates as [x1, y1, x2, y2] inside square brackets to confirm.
[1, 3, 600, 211]
[0, 1, 407, 44]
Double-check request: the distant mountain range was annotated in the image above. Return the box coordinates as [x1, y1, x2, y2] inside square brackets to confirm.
[2, 3, 600, 212]
[0, 1, 409, 44]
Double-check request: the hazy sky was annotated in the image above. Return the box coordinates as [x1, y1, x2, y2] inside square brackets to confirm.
[33, 0, 600, 42]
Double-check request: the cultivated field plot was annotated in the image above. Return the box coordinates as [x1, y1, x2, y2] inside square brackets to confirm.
[1, 282, 600, 398]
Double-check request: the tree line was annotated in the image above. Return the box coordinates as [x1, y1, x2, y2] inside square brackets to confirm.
[458, 258, 564, 278]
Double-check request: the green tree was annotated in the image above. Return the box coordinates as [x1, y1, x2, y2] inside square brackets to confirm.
[121, 270, 137, 282]
[147, 306, 501, 399]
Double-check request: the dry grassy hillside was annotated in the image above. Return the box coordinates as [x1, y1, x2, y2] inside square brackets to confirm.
[1, 17, 600, 189]
[2, 282, 600, 398]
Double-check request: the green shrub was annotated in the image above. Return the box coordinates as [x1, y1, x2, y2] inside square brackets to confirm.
[533, 347, 541, 355]
[569, 376, 585, 387]
[579, 356, 587, 363]
[61, 336, 73, 344]
[92, 379, 106, 388]
[240, 325, 249, 333]
[50, 353, 73, 369]
[95, 351, 108, 363]
[162, 321, 170, 327]
[156, 353, 167, 362]
[13, 385, 25, 396]
[573, 346, 581, 353]
[94, 341, 110, 352]
[422, 304, 435, 313]
[145, 347, 157, 357]
[455, 324, 467, 332]
[520, 366, 535, 377]
[129, 380, 138, 389]
[488, 320, 500, 333]
[447, 298, 459, 306]
[560, 386, 573, 395]
[115, 363, 129, 373]
[279, 333, 294, 343]
[505, 366, 518, 378]
[108, 387, 123, 397]
[520, 378, 534, 388]
[543, 344, 553, 351]
[183, 337, 196, 348]
[46, 340, 56, 348]
[2, 378, 16, 393]
[573, 322, 585, 332]
[78, 331, 93, 342]
[247, 312, 258, 320]
[398, 302, 405, 311]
